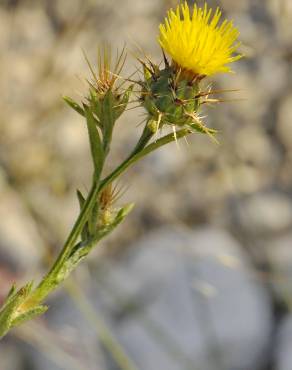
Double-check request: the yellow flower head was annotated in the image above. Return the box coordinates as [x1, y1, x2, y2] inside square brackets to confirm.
[158, 2, 241, 77]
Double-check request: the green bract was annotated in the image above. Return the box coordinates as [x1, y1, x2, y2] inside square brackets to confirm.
[141, 65, 200, 126]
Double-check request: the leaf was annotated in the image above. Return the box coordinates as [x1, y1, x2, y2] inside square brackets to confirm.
[84, 106, 104, 179]
[116, 203, 135, 220]
[1, 282, 33, 311]
[114, 85, 133, 120]
[89, 89, 102, 126]
[76, 189, 85, 210]
[0, 282, 34, 337]
[101, 91, 115, 154]
[55, 203, 134, 284]
[188, 122, 219, 144]
[76, 189, 90, 241]
[56, 242, 92, 283]
[88, 202, 99, 236]
[63, 96, 85, 116]
[95, 202, 135, 241]
[11, 305, 48, 328]
[4, 284, 17, 302]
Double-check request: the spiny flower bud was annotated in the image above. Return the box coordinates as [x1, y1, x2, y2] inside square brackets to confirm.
[85, 46, 132, 123]
[141, 61, 201, 128]
[98, 183, 126, 227]
[139, 1, 242, 138]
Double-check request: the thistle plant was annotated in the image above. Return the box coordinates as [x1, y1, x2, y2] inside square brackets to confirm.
[0, 2, 241, 339]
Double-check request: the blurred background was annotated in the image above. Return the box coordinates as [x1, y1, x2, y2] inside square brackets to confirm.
[0, 0, 292, 369]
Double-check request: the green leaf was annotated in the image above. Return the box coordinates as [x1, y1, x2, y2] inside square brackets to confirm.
[116, 203, 135, 220]
[76, 189, 90, 242]
[63, 96, 85, 116]
[4, 284, 17, 302]
[11, 305, 48, 328]
[56, 242, 92, 283]
[188, 122, 217, 135]
[88, 202, 99, 236]
[188, 122, 218, 143]
[95, 202, 134, 241]
[0, 282, 34, 337]
[84, 106, 104, 179]
[114, 85, 133, 120]
[76, 189, 85, 210]
[55, 203, 134, 284]
[89, 89, 102, 126]
[101, 91, 115, 155]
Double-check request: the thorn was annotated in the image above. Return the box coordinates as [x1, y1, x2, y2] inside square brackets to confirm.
[173, 68, 182, 89]
[153, 113, 163, 142]
[195, 88, 242, 98]
[136, 117, 147, 128]
[201, 97, 246, 104]
[124, 105, 142, 112]
[161, 48, 169, 68]
[82, 49, 98, 84]
[186, 111, 219, 144]
[172, 125, 180, 150]
[184, 135, 190, 146]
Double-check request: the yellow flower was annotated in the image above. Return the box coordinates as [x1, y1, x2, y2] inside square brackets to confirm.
[158, 2, 241, 77]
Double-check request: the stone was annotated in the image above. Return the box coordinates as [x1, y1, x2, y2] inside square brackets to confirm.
[265, 233, 292, 304]
[93, 227, 273, 370]
[26, 293, 106, 370]
[277, 94, 292, 152]
[236, 192, 292, 237]
[275, 315, 292, 370]
[0, 341, 24, 370]
[0, 186, 44, 270]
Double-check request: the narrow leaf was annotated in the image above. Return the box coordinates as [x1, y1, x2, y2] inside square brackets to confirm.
[76, 189, 85, 210]
[63, 96, 85, 116]
[11, 305, 48, 328]
[0, 281, 34, 337]
[4, 284, 17, 302]
[101, 91, 115, 154]
[114, 85, 133, 120]
[88, 202, 99, 236]
[84, 106, 104, 179]
[76, 189, 91, 241]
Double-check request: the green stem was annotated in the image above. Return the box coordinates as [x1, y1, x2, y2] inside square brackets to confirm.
[29, 182, 100, 302]
[99, 128, 192, 193]
[14, 128, 191, 307]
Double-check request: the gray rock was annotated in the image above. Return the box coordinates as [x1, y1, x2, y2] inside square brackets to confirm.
[237, 192, 292, 237]
[0, 186, 44, 270]
[277, 94, 292, 152]
[265, 233, 292, 304]
[0, 340, 24, 370]
[25, 296, 107, 370]
[94, 227, 273, 370]
[275, 315, 292, 370]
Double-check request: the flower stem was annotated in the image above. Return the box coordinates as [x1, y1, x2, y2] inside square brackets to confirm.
[0, 127, 192, 330]
[98, 128, 192, 193]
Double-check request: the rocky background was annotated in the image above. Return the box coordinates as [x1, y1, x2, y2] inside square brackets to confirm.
[0, 0, 292, 369]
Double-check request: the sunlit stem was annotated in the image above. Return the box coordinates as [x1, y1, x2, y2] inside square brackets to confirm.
[24, 127, 192, 308]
